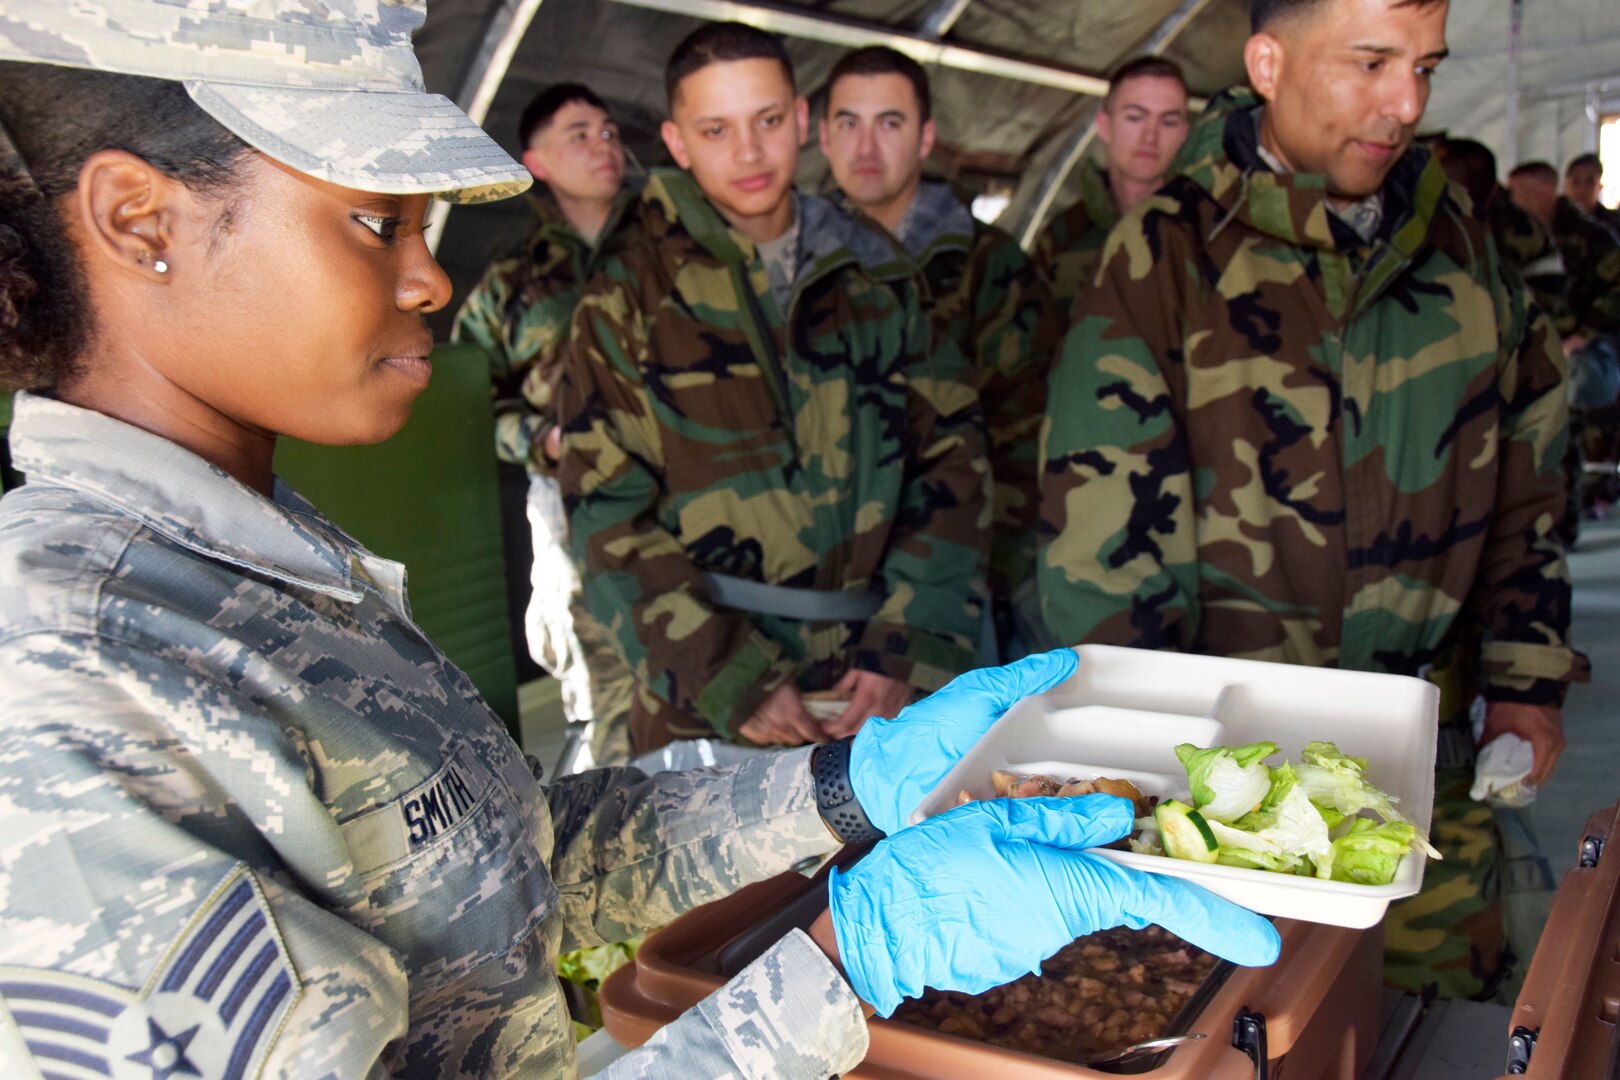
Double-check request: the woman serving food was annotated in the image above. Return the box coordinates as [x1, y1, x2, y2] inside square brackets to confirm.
[0, 3, 1276, 1076]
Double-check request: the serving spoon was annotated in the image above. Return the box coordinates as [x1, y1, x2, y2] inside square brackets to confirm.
[1078, 1032, 1206, 1067]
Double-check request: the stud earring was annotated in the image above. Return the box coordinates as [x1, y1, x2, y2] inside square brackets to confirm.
[153, 260, 169, 274]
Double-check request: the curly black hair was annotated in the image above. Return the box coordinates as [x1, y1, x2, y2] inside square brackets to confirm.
[0, 63, 252, 391]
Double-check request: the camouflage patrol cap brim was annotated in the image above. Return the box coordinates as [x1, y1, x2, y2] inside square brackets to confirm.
[0, 0, 531, 204]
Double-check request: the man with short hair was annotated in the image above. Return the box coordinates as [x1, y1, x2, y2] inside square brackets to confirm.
[1436, 139, 1570, 327]
[454, 84, 640, 765]
[820, 45, 1060, 659]
[559, 24, 988, 754]
[1565, 151, 1620, 236]
[1514, 159, 1620, 517]
[1031, 56, 1191, 316]
[1510, 159, 1620, 345]
[1041, 0, 1586, 998]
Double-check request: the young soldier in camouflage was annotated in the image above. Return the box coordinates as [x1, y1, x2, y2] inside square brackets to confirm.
[820, 45, 1061, 660]
[454, 84, 638, 765]
[1565, 152, 1620, 238]
[0, 6, 1283, 1076]
[559, 24, 989, 753]
[1436, 138, 1572, 329]
[1509, 160, 1620, 344]
[1030, 57, 1191, 317]
[1041, 0, 1587, 999]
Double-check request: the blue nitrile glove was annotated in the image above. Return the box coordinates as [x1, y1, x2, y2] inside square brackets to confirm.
[827, 794, 1282, 1016]
[849, 648, 1078, 835]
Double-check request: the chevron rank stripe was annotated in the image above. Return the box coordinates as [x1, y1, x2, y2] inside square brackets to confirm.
[0, 865, 299, 1080]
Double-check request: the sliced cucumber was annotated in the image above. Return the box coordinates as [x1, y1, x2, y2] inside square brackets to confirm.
[1155, 799, 1220, 864]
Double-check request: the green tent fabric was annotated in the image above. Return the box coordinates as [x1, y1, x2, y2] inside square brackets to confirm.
[274, 343, 521, 738]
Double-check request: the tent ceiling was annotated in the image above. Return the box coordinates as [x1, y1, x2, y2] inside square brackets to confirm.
[417, 0, 1620, 335]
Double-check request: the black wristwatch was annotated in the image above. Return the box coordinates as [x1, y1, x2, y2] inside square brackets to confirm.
[811, 736, 885, 845]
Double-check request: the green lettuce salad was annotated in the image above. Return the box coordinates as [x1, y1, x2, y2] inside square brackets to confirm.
[1133, 741, 1441, 885]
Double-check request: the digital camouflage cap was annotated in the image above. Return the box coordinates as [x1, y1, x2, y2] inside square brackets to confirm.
[0, 0, 531, 203]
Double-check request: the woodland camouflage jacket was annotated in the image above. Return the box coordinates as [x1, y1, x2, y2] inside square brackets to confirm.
[1040, 89, 1585, 706]
[888, 180, 1062, 654]
[453, 185, 641, 472]
[1551, 196, 1620, 341]
[559, 169, 988, 748]
[1481, 186, 1574, 335]
[1031, 162, 1119, 320]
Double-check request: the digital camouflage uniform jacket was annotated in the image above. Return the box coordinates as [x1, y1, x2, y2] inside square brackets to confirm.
[0, 395, 864, 1079]
[887, 179, 1062, 656]
[1551, 196, 1620, 340]
[453, 184, 642, 472]
[1031, 162, 1118, 320]
[560, 169, 988, 750]
[1039, 88, 1584, 706]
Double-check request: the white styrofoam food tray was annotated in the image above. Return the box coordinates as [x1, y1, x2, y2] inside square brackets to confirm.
[912, 645, 1440, 929]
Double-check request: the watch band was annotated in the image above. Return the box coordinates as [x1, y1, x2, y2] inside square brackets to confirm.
[811, 736, 885, 845]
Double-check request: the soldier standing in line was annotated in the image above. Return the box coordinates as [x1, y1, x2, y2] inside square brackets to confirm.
[1040, 0, 1587, 999]
[0, 4, 1282, 1077]
[818, 46, 1062, 661]
[558, 23, 990, 754]
[1435, 139, 1571, 327]
[1436, 138, 1585, 546]
[1565, 152, 1620, 239]
[1508, 160, 1620, 346]
[1030, 57, 1192, 319]
[454, 84, 639, 766]
[1510, 159, 1620, 515]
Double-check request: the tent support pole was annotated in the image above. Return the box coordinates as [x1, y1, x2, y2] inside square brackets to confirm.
[427, 0, 548, 255]
[918, 0, 975, 39]
[1503, 0, 1522, 169]
[1010, 0, 1217, 249]
[599, 0, 1113, 97]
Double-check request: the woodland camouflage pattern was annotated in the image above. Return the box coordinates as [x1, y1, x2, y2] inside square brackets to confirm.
[1031, 162, 1119, 319]
[559, 169, 988, 751]
[1040, 88, 1585, 709]
[454, 190, 640, 762]
[1481, 187, 1573, 334]
[454, 188, 641, 472]
[1551, 196, 1620, 340]
[0, 0, 532, 203]
[889, 179, 1062, 657]
[0, 394, 866, 1078]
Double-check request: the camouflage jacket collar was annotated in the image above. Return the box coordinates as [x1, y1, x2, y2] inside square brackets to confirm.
[893, 179, 977, 263]
[522, 176, 643, 261]
[1178, 87, 1450, 260]
[1075, 161, 1118, 234]
[8, 393, 363, 601]
[642, 168, 915, 286]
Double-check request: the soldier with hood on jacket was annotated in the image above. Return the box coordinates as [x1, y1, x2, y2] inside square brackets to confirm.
[558, 24, 990, 755]
[1039, 0, 1586, 999]
[819, 45, 1061, 661]
[1030, 56, 1192, 319]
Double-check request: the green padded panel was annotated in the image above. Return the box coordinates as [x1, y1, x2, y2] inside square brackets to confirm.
[1, 391, 13, 494]
[274, 343, 519, 736]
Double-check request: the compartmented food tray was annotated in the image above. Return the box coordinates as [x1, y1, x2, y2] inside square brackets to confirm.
[912, 645, 1440, 929]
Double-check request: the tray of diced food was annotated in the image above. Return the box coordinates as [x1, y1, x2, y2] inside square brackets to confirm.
[913, 645, 1442, 928]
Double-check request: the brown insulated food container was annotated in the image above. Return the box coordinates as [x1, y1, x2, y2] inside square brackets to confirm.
[600, 862, 1384, 1078]
[1497, 801, 1620, 1077]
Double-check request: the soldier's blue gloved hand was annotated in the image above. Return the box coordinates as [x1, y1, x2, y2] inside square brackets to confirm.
[827, 794, 1282, 1017]
[849, 648, 1078, 835]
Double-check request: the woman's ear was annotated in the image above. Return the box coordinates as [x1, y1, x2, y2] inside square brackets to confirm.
[72, 148, 184, 282]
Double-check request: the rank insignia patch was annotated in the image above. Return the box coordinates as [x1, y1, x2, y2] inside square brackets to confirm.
[0, 866, 299, 1080]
